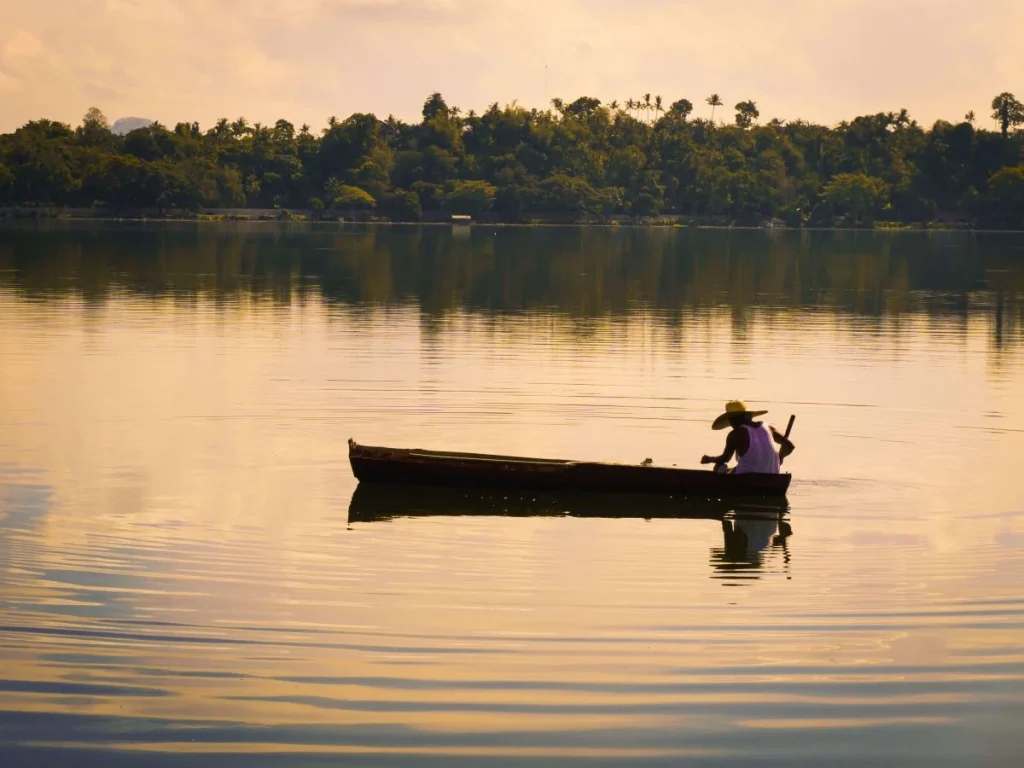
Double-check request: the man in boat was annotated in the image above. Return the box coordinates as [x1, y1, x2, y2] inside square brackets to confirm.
[700, 400, 794, 474]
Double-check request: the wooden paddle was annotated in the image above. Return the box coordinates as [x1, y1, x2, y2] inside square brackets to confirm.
[773, 415, 796, 465]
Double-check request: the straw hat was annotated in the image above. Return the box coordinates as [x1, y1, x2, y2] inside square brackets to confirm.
[712, 400, 768, 430]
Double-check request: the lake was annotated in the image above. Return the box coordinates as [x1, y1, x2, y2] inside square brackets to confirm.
[1, 223, 1023, 767]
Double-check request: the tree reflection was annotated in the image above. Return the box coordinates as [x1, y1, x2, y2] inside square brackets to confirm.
[0, 224, 1021, 342]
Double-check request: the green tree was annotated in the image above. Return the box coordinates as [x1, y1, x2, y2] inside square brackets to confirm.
[410, 180, 443, 212]
[980, 166, 1024, 226]
[537, 174, 603, 216]
[629, 191, 662, 217]
[422, 92, 452, 121]
[81, 154, 156, 208]
[210, 118, 231, 142]
[4, 120, 78, 204]
[380, 189, 422, 221]
[735, 100, 760, 128]
[325, 178, 375, 209]
[230, 117, 250, 138]
[0, 159, 15, 203]
[77, 107, 115, 148]
[442, 180, 497, 215]
[821, 173, 888, 225]
[319, 113, 382, 182]
[990, 93, 1024, 137]
[668, 99, 694, 121]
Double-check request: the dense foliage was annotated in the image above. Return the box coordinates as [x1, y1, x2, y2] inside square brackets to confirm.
[2, 93, 1023, 226]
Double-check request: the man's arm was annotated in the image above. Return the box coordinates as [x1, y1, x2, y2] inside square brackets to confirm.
[701, 430, 743, 465]
[769, 425, 795, 461]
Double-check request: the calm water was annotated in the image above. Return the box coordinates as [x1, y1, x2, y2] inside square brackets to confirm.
[1, 223, 1023, 766]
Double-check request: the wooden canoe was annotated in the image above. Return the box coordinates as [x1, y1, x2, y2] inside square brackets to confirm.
[348, 482, 789, 524]
[348, 439, 792, 498]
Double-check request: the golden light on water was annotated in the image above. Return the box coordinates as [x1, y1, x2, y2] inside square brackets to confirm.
[1, 225, 1023, 763]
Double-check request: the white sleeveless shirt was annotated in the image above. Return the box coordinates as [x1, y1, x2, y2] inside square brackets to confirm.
[734, 424, 780, 475]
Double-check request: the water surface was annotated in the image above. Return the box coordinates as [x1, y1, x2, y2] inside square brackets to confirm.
[1, 223, 1023, 766]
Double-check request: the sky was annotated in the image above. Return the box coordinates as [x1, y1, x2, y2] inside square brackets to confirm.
[1, 0, 1022, 133]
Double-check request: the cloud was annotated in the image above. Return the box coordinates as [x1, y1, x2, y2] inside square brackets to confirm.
[4, 29, 51, 60]
[1, 0, 1022, 132]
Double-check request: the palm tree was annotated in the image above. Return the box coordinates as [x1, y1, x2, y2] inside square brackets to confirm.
[643, 93, 652, 123]
[609, 100, 619, 112]
[212, 117, 230, 141]
[706, 94, 723, 124]
[965, 111, 976, 124]
[654, 95, 663, 122]
[626, 98, 636, 119]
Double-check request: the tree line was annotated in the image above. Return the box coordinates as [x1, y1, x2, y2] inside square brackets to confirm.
[1, 92, 1023, 227]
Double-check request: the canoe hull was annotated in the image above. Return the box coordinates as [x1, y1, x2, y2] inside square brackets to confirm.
[348, 440, 791, 498]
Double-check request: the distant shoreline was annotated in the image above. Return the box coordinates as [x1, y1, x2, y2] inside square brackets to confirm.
[0, 207, 999, 232]
[6, 98, 1023, 233]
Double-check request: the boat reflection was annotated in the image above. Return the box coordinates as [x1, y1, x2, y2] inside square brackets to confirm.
[349, 483, 791, 584]
[347, 482, 790, 523]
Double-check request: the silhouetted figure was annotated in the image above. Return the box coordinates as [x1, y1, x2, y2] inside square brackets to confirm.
[701, 400, 794, 473]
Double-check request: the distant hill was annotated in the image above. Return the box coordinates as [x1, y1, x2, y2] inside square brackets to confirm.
[111, 117, 154, 135]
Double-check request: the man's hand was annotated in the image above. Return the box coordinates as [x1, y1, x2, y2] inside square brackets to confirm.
[769, 425, 795, 460]
[700, 455, 715, 465]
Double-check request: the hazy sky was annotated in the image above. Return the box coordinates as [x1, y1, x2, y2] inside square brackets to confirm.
[1, 0, 1022, 133]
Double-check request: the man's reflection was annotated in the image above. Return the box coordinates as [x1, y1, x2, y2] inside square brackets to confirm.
[711, 514, 792, 582]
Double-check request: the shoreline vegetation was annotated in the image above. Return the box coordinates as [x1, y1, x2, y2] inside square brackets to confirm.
[2, 92, 1023, 229]
[0, 207, 998, 232]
